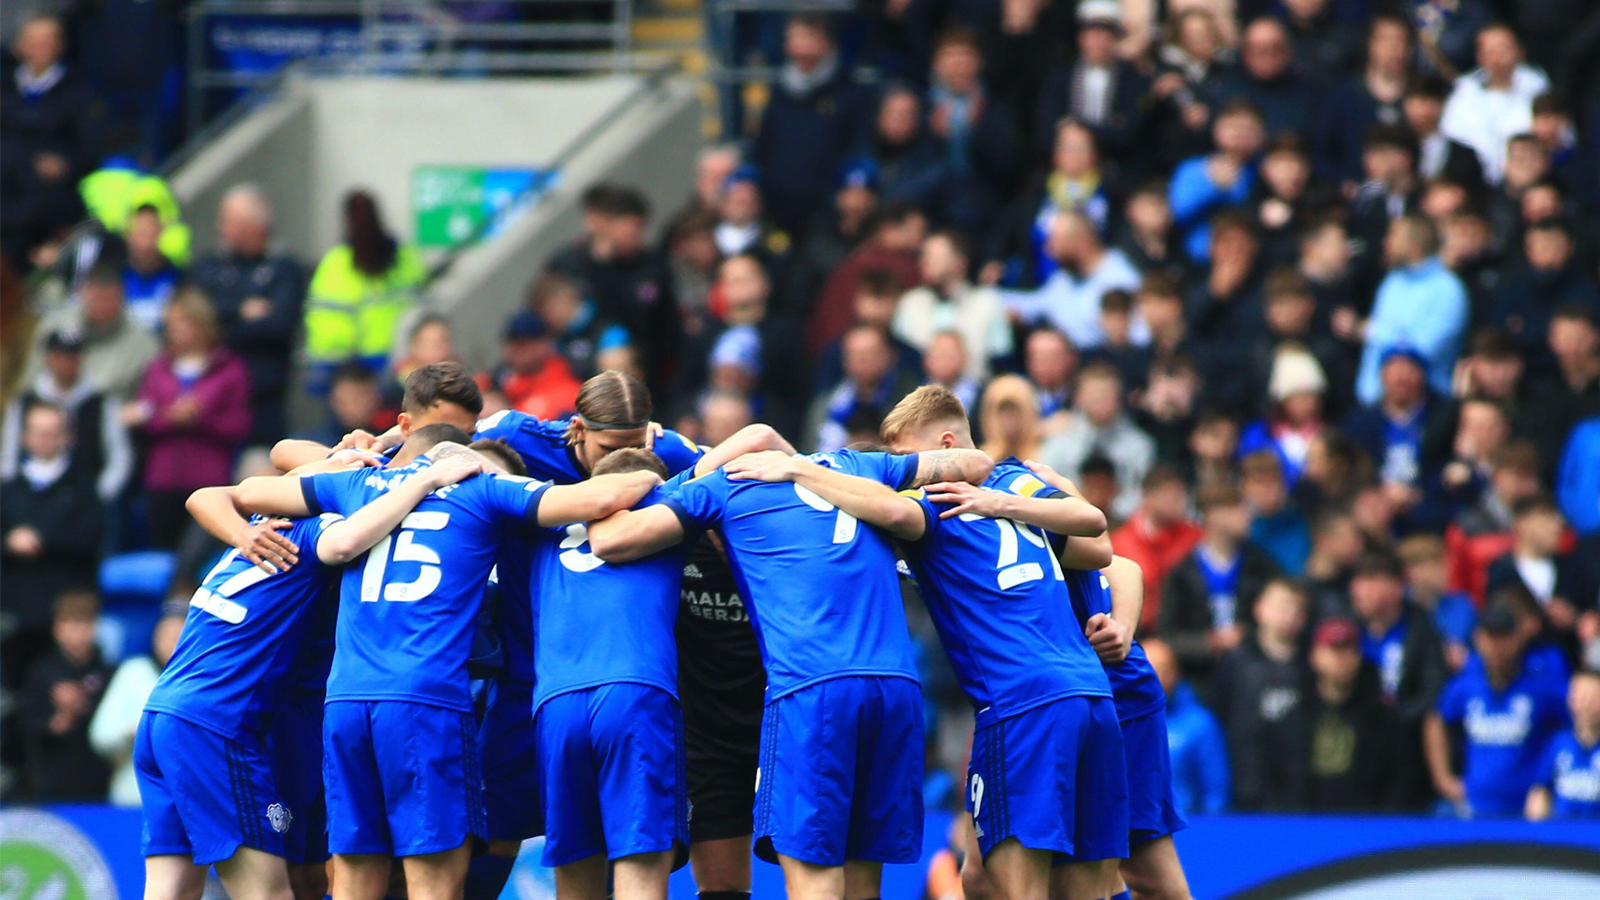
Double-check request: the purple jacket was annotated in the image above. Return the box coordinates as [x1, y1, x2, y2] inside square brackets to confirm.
[135, 348, 252, 492]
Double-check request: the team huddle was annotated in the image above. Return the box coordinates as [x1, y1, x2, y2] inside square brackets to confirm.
[135, 361, 1192, 900]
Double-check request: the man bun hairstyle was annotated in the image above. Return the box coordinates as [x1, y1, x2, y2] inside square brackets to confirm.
[567, 370, 653, 444]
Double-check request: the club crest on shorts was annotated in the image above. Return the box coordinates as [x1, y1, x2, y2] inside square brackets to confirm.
[266, 802, 293, 834]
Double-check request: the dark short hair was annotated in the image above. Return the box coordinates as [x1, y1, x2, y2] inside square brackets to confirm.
[84, 259, 122, 287]
[1352, 551, 1403, 581]
[1532, 92, 1569, 117]
[469, 438, 527, 477]
[331, 362, 377, 389]
[1364, 123, 1418, 157]
[591, 446, 669, 479]
[1100, 289, 1133, 315]
[409, 422, 473, 453]
[1196, 480, 1244, 511]
[1142, 462, 1187, 493]
[857, 267, 904, 299]
[1512, 493, 1561, 519]
[584, 184, 649, 219]
[1080, 454, 1117, 481]
[402, 362, 483, 417]
[1406, 73, 1451, 102]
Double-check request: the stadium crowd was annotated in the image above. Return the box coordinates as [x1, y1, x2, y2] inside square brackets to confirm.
[4, 0, 1600, 830]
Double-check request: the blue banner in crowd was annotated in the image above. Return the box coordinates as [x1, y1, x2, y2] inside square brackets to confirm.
[4, 806, 1598, 900]
[202, 15, 366, 81]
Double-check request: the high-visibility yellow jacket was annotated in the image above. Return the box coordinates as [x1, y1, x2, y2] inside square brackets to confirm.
[78, 167, 192, 266]
[302, 243, 427, 364]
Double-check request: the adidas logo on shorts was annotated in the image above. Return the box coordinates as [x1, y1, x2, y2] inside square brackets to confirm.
[266, 802, 293, 834]
[684, 564, 703, 579]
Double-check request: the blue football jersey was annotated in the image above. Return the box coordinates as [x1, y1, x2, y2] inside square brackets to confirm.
[493, 533, 539, 682]
[304, 458, 549, 711]
[475, 409, 704, 482]
[1535, 729, 1600, 819]
[1063, 567, 1166, 722]
[529, 473, 693, 712]
[145, 515, 342, 739]
[897, 461, 1110, 727]
[663, 449, 922, 700]
[1437, 660, 1569, 816]
[286, 582, 338, 696]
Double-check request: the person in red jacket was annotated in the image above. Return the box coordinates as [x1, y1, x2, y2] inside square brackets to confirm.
[805, 201, 925, 357]
[1111, 463, 1204, 633]
[125, 289, 252, 548]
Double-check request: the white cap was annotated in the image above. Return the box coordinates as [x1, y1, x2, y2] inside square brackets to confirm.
[1269, 347, 1327, 401]
[1078, 0, 1124, 29]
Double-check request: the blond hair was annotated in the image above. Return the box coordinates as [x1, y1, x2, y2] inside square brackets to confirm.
[977, 374, 1042, 462]
[881, 384, 971, 445]
[165, 287, 221, 350]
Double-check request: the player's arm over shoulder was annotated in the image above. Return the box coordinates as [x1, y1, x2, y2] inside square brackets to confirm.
[587, 503, 686, 562]
[906, 448, 994, 488]
[536, 470, 661, 528]
[693, 423, 795, 477]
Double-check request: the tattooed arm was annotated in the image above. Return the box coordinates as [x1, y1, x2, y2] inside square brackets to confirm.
[907, 449, 994, 489]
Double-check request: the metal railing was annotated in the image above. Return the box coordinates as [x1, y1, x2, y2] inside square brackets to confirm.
[183, 0, 640, 136]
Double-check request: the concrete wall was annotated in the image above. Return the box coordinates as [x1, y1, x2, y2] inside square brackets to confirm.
[168, 73, 703, 374]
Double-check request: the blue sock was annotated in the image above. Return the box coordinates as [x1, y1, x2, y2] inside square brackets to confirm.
[1112, 890, 1131, 900]
[463, 853, 516, 900]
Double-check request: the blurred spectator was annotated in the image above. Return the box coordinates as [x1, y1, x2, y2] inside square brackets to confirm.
[549, 186, 679, 386]
[188, 185, 306, 444]
[1398, 533, 1478, 673]
[303, 190, 426, 383]
[1159, 480, 1281, 676]
[665, 208, 720, 330]
[1240, 450, 1310, 575]
[1528, 308, 1600, 476]
[698, 389, 755, 446]
[1188, 212, 1268, 347]
[1445, 440, 1543, 604]
[1525, 668, 1600, 820]
[815, 268, 921, 392]
[752, 14, 872, 233]
[28, 261, 160, 399]
[1146, 636, 1231, 815]
[1212, 578, 1311, 810]
[1034, 1, 1147, 159]
[125, 289, 252, 549]
[1280, 0, 1362, 84]
[1170, 101, 1265, 263]
[784, 159, 879, 317]
[808, 202, 926, 357]
[17, 590, 110, 800]
[0, 16, 96, 268]
[1489, 220, 1600, 376]
[1344, 349, 1439, 506]
[864, 86, 952, 222]
[1, 329, 133, 502]
[1297, 504, 1362, 610]
[1252, 134, 1317, 266]
[712, 165, 785, 262]
[1042, 363, 1154, 518]
[921, 331, 981, 412]
[1351, 550, 1448, 808]
[119, 205, 180, 331]
[976, 374, 1043, 463]
[1113, 464, 1203, 632]
[925, 27, 1023, 235]
[1402, 74, 1486, 190]
[1486, 496, 1597, 656]
[1003, 211, 1143, 349]
[1077, 456, 1122, 525]
[1149, 8, 1233, 170]
[89, 611, 182, 806]
[1, 403, 103, 677]
[388, 314, 458, 408]
[1352, 215, 1468, 405]
[1114, 180, 1182, 275]
[678, 253, 808, 437]
[1086, 289, 1150, 389]
[1410, 0, 1495, 78]
[807, 324, 919, 451]
[1187, 409, 1241, 491]
[1303, 616, 1405, 811]
[893, 230, 1011, 380]
[1558, 415, 1600, 537]
[525, 272, 629, 382]
[1347, 126, 1420, 277]
[1136, 355, 1203, 470]
[489, 311, 582, 420]
[1021, 326, 1078, 429]
[994, 117, 1114, 288]
[1427, 604, 1569, 818]
[1320, 13, 1416, 185]
[1439, 24, 1549, 184]
[1217, 16, 1320, 142]
[1238, 345, 1327, 487]
[304, 364, 390, 448]
[689, 145, 742, 216]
